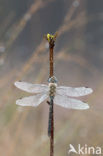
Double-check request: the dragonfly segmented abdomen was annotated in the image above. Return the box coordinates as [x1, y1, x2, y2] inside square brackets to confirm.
[48, 99, 53, 136]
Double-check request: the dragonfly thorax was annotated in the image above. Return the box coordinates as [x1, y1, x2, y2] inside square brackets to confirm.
[49, 83, 57, 97]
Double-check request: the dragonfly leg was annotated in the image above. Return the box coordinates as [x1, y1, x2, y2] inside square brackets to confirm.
[47, 101, 50, 105]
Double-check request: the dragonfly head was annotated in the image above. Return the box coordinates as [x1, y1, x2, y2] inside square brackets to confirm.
[48, 76, 58, 83]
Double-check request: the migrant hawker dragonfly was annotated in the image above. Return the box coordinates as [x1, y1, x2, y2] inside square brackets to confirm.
[14, 76, 93, 110]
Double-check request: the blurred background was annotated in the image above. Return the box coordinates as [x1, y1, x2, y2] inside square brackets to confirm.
[0, 0, 103, 155]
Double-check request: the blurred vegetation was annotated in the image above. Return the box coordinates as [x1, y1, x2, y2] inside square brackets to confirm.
[0, 0, 103, 156]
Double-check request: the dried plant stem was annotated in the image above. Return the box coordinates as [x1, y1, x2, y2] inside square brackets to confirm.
[48, 36, 55, 156]
[49, 47, 54, 77]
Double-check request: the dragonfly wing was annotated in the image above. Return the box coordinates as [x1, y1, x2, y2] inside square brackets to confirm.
[54, 94, 89, 110]
[16, 93, 48, 107]
[14, 81, 49, 93]
[56, 86, 93, 97]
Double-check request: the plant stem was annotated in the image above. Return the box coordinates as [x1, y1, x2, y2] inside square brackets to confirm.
[49, 45, 54, 156]
[45, 33, 57, 156]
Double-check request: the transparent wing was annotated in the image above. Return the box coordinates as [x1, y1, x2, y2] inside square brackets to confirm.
[16, 93, 48, 107]
[14, 81, 49, 93]
[54, 94, 89, 110]
[56, 86, 93, 97]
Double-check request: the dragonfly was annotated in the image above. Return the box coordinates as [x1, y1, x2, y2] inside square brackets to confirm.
[14, 76, 93, 135]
